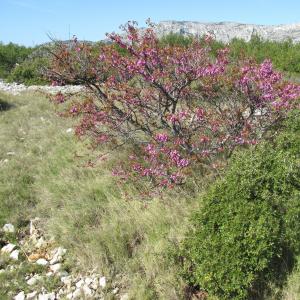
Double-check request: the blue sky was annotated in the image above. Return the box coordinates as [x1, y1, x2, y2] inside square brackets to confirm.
[1, 0, 300, 46]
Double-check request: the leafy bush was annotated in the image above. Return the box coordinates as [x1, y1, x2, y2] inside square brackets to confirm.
[0, 42, 33, 78]
[46, 21, 300, 189]
[7, 57, 49, 85]
[228, 36, 300, 75]
[159, 33, 193, 47]
[182, 110, 300, 299]
[158, 34, 300, 76]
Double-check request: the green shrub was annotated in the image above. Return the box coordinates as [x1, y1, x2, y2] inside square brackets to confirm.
[7, 57, 49, 85]
[182, 110, 300, 299]
[0, 42, 33, 78]
[159, 33, 194, 47]
[228, 36, 300, 75]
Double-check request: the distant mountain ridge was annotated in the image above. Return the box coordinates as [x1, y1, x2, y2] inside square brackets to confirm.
[37, 21, 300, 48]
[154, 21, 300, 43]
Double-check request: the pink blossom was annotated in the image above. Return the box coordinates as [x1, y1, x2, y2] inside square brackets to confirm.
[155, 133, 168, 143]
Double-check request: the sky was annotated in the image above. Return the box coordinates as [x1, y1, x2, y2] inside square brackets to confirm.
[1, 0, 300, 46]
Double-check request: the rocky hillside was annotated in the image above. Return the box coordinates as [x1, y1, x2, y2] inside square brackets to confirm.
[154, 21, 300, 42]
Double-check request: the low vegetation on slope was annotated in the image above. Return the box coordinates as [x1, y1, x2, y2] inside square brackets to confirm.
[0, 91, 200, 298]
[2, 33, 300, 85]
[1, 22, 300, 300]
[182, 110, 300, 299]
[0, 42, 33, 78]
[0, 91, 300, 299]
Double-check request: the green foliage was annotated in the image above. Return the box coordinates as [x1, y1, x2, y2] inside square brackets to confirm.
[0, 42, 33, 78]
[0, 42, 50, 85]
[7, 57, 49, 85]
[2, 35, 300, 85]
[159, 33, 194, 47]
[0, 92, 195, 299]
[182, 110, 300, 299]
[228, 35, 300, 75]
[158, 34, 300, 76]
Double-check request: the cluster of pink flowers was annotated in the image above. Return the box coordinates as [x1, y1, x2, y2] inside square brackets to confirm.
[47, 21, 300, 189]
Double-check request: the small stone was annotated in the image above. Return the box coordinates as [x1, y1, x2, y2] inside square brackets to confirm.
[26, 291, 38, 299]
[57, 289, 64, 296]
[49, 263, 61, 273]
[29, 218, 41, 236]
[61, 275, 72, 285]
[14, 291, 25, 300]
[38, 292, 55, 300]
[66, 128, 73, 133]
[57, 270, 68, 277]
[35, 258, 48, 266]
[49, 254, 62, 265]
[49, 247, 66, 264]
[65, 292, 73, 299]
[3, 223, 15, 233]
[113, 287, 119, 294]
[46, 271, 53, 277]
[27, 274, 42, 285]
[120, 294, 129, 300]
[6, 152, 16, 156]
[82, 285, 93, 297]
[1, 243, 16, 254]
[35, 237, 46, 248]
[72, 289, 82, 299]
[84, 277, 93, 286]
[90, 278, 98, 290]
[99, 276, 106, 288]
[75, 279, 84, 288]
[10, 249, 19, 260]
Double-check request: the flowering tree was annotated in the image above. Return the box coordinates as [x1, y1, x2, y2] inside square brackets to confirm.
[46, 21, 300, 187]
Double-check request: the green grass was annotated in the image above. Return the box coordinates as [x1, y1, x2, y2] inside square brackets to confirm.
[0, 91, 200, 298]
[1, 91, 300, 299]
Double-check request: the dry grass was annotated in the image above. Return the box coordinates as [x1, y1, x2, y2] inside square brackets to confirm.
[1, 91, 299, 299]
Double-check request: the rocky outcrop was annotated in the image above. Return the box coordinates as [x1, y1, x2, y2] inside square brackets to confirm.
[0, 221, 127, 300]
[0, 79, 84, 96]
[155, 21, 300, 43]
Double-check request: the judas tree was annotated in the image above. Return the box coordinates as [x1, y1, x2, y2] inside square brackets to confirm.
[45, 21, 300, 187]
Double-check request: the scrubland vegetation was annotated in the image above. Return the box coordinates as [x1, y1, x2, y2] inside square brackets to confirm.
[1, 23, 300, 299]
[2, 33, 300, 85]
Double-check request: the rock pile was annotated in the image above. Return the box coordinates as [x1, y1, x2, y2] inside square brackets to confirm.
[0, 80, 84, 96]
[0, 221, 127, 300]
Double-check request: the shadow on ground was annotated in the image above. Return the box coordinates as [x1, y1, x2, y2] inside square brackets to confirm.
[0, 98, 14, 111]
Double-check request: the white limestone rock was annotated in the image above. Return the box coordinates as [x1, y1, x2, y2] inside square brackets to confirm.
[65, 292, 73, 299]
[14, 291, 25, 300]
[3, 223, 15, 233]
[49, 247, 66, 265]
[61, 275, 72, 285]
[99, 276, 106, 288]
[1, 243, 16, 254]
[27, 274, 42, 285]
[35, 258, 48, 266]
[82, 285, 93, 297]
[75, 278, 84, 288]
[10, 249, 19, 260]
[120, 294, 129, 300]
[49, 263, 61, 273]
[38, 292, 55, 300]
[26, 291, 38, 300]
[155, 21, 300, 43]
[72, 288, 82, 299]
